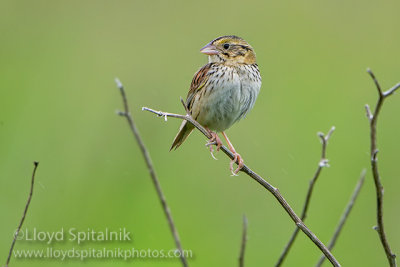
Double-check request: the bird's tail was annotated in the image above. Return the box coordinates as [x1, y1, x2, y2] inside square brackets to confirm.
[170, 121, 194, 151]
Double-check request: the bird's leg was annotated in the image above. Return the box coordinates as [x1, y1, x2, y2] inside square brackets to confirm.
[222, 132, 244, 175]
[205, 128, 223, 159]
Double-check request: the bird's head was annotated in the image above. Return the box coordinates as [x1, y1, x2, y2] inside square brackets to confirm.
[200, 35, 256, 65]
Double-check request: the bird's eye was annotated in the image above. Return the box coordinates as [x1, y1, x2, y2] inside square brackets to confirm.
[223, 43, 230, 49]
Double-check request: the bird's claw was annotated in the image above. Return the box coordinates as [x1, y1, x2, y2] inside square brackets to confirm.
[230, 152, 244, 176]
[207, 143, 218, 160]
[205, 131, 223, 160]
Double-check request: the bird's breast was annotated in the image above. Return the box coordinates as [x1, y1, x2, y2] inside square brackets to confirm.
[196, 64, 261, 132]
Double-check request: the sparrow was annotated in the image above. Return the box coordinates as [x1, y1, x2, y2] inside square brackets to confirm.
[170, 35, 262, 174]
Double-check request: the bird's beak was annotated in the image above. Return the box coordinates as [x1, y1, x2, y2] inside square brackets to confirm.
[200, 42, 219, 55]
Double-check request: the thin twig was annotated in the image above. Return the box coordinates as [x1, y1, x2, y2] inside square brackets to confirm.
[365, 69, 399, 267]
[315, 169, 366, 267]
[142, 106, 341, 267]
[239, 215, 248, 267]
[115, 79, 188, 267]
[6, 161, 39, 267]
[276, 127, 335, 266]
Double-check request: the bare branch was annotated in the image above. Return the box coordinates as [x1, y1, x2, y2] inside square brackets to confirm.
[365, 104, 373, 122]
[115, 79, 188, 267]
[239, 215, 248, 267]
[143, 107, 341, 267]
[366, 69, 397, 267]
[275, 127, 335, 266]
[315, 170, 366, 267]
[324, 126, 335, 143]
[367, 68, 383, 96]
[383, 82, 400, 98]
[142, 107, 211, 138]
[6, 162, 39, 267]
[180, 97, 190, 115]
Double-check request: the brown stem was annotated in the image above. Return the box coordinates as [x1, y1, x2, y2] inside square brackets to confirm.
[142, 107, 341, 267]
[315, 170, 366, 267]
[115, 79, 188, 267]
[6, 162, 39, 267]
[239, 215, 248, 267]
[365, 69, 399, 267]
[276, 127, 335, 266]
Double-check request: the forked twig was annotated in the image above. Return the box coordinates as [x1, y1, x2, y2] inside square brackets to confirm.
[239, 215, 248, 267]
[365, 69, 399, 267]
[6, 162, 39, 267]
[142, 106, 341, 266]
[276, 127, 335, 266]
[315, 170, 366, 267]
[115, 79, 188, 267]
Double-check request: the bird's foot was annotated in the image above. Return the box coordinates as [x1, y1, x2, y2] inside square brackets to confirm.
[221, 131, 244, 175]
[230, 151, 244, 176]
[205, 131, 222, 160]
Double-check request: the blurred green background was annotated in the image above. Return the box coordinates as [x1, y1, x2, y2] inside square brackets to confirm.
[1, 0, 399, 266]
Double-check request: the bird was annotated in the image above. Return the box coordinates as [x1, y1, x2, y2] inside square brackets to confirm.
[170, 35, 262, 174]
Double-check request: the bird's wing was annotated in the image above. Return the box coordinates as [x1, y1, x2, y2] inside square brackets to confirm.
[170, 63, 213, 150]
[186, 63, 214, 112]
